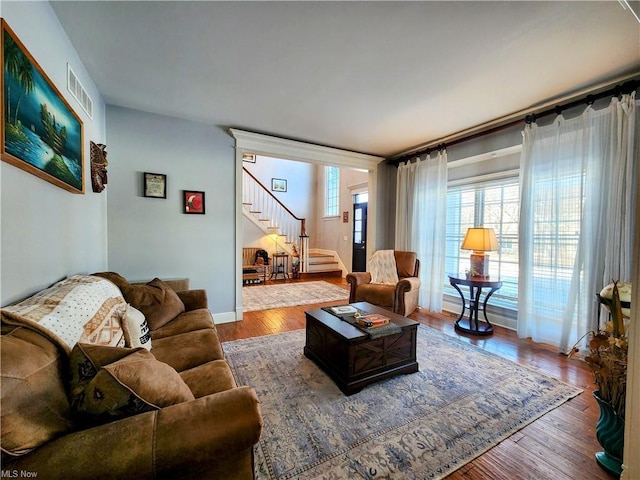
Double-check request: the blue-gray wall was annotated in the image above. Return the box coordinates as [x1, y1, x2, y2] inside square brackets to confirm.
[105, 106, 236, 318]
[1, 1, 108, 305]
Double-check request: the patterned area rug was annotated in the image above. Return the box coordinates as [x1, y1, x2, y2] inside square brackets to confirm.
[242, 281, 349, 312]
[223, 326, 583, 480]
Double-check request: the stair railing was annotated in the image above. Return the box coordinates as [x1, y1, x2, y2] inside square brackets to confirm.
[243, 167, 308, 271]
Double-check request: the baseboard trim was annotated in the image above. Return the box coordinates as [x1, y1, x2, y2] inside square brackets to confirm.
[300, 270, 342, 278]
[213, 311, 237, 324]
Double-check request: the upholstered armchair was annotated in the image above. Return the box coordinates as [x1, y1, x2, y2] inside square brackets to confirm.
[346, 250, 421, 316]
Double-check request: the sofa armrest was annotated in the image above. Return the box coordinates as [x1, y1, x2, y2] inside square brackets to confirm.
[8, 387, 262, 480]
[155, 386, 263, 477]
[176, 289, 208, 311]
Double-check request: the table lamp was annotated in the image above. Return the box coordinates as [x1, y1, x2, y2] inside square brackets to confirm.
[461, 227, 499, 278]
[271, 233, 280, 254]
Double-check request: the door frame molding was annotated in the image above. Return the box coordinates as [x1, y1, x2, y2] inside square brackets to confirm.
[230, 129, 385, 320]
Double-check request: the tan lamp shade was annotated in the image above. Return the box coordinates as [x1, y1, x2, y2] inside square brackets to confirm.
[461, 228, 499, 277]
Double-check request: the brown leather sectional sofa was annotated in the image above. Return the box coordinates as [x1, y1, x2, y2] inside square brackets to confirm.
[1, 273, 262, 479]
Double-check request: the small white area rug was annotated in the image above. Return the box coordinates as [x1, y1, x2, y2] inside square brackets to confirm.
[242, 281, 349, 312]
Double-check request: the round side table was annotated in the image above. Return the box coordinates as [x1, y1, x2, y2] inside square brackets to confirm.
[448, 275, 502, 335]
[270, 253, 290, 280]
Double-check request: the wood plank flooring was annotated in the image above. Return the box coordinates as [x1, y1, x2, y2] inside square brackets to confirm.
[216, 276, 618, 480]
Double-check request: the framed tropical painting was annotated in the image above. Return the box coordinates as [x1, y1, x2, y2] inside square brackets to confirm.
[1, 19, 84, 193]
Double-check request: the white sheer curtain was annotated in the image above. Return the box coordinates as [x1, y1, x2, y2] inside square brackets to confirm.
[518, 93, 638, 353]
[395, 151, 448, 312]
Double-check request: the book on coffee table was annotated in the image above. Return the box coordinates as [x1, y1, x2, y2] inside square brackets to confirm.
[356, 313, 390, 328]
[331, 305, 358, 315]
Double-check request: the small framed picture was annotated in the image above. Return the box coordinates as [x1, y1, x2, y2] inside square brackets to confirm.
[242, 153, 256, 163]
[143, 172, 167, 199]
[271, 178, 287, 192]
[183, 190, 205, 214]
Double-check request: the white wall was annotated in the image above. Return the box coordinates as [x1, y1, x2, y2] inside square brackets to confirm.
[313, 165, 368, 269]
[243, 155, 316, 248]
[1, 2, 108, 305]
[245, 156, 315, 222]
[105, 106, 236, 320]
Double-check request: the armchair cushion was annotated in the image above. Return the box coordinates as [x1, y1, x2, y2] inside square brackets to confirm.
[352, 284, 394, 308]
[395, 251, 419, 278]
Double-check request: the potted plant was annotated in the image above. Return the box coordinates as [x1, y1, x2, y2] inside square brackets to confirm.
[579, 281, 630, 475]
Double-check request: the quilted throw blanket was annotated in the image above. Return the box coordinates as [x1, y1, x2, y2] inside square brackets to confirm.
[368, 250, 399, 285]
[1, 274, 126, 353]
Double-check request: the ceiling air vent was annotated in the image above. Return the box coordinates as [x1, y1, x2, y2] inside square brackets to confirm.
[67, 64, 93, 119]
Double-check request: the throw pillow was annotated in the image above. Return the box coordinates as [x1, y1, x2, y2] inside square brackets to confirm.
[120, 278, 185, 330]
[92, 271, 130, 289]
[69, 343, 194, 424]
[122, 305, 152, 350]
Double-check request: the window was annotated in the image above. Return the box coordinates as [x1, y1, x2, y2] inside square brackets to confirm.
[445, 176, 520, 310]
[324, 166, 339, 217]
[354, 192, 368, 203]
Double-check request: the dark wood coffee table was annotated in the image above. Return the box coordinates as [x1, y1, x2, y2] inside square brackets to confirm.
[304, 302, 419, 395]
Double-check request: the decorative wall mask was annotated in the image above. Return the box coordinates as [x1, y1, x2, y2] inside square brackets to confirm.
[90, 141, 108, 193]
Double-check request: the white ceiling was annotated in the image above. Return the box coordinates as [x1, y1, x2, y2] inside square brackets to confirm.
[50, 1, 640, 158]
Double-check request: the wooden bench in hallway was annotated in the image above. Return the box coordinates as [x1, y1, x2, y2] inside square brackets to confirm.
[242, 247, 270, 284]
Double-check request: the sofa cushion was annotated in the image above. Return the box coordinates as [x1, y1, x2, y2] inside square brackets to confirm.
[1, 326, 75, 460]
[150, 308, 214, 340]
[120, 278, 185, 331]
[152, 329, 223, 372]
[122, 305, 152, 350]
[69, 344, 194, 424]
[1, 275, 127, 353]
[179, 360, 237, 398]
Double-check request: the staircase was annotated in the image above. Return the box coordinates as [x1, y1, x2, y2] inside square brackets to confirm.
[242, 167, 345, 278]
[243, 168, 309, 268]
[305, 249, 344, 278]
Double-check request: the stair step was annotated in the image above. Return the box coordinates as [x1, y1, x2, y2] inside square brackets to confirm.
[309, 253, 334, 258]
[309, 260, 338, 265]
[301, 270, 342, 279]
[242, 202, 252, 206]
[249, 210, 261, 214]
[308, 263, 339, 272]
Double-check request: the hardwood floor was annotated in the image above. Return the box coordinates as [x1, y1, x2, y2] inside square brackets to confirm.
[217, 276, 617, 480]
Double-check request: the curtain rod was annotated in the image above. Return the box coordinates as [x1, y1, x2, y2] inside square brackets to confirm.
[390, 78, 640, 167]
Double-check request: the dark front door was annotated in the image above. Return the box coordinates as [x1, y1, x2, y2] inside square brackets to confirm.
[352, 201, 367, 271]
